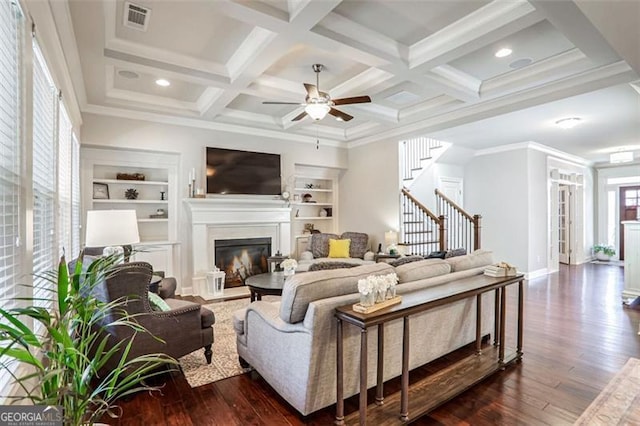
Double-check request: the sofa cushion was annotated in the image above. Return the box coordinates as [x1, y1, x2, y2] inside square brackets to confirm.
[309, 233, 340, 258]
[395, 259, 451, 283]
[308, 261, 360, 271]
[280, 262, 395, 323]
[340, 232, 369, 259]
[445, 249, 494, 272]
[328, 239, 351, 258]
[445, 248, 467, 258]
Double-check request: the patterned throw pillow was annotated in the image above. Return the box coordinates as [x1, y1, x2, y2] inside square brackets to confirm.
[388, 255, 425, 267]
[308, 262, 360, 271]
[445, 248, 467, 258]
[328, 239, 351, 258]
[148, 292, 171, 312]
[340, 232, 369, 259]
[309, 233, 340, 258]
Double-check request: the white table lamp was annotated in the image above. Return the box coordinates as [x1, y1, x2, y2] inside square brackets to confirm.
[384, 230, 398, 255]
[85, 210, 140, 260]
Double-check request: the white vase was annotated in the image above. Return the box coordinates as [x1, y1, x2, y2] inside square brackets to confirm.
[360, 292, 375, 307]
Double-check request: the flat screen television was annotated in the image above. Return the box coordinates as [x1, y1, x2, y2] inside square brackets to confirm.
[206, 147, 281, 195]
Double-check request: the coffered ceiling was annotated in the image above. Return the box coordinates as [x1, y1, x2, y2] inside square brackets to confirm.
[55, 0, 639, 163]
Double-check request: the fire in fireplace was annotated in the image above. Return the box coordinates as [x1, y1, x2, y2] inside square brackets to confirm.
[214, 237, 271, 287]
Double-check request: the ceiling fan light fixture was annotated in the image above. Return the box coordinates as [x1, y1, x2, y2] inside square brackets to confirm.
[555, 117, 582, 129]
[305, 103, 330, 120]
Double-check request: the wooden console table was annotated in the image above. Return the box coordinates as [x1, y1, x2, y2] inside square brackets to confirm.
[334, 273, 525, 425]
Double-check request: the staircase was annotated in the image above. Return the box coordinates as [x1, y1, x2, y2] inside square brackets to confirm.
[398, 135, 481, 256]
[435, 189, 482, 252]
[400, 137, 449, 188]
[400, 189, 482, 256]
[400, 189, 446, 256]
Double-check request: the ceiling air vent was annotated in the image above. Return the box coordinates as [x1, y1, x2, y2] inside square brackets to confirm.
[123, 2, 151, 32]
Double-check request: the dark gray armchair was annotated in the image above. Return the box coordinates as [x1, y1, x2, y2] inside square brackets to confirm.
[90, 261, 214, 367]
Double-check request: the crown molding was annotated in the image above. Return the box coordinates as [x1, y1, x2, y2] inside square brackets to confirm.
[474, 141, 592, 166]
[83, 104, 346, 148]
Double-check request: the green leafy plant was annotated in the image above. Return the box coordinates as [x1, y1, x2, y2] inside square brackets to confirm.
[0, 251, 177, 425]
[593, 244, 616, 257]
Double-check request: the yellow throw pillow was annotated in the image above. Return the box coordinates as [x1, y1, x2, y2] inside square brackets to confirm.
[328, 239, 351, 258]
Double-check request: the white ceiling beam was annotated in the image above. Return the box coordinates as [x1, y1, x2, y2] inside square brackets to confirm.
[408, 0, 541, 70]
[428, 65, 481, 101]
[349, 60, 637, 147]
[529, 0, 621, 66]
[329, 67, 394, 99]
[481, 48, 589, 97]
[219, 108, 282, 126]
[226, 27, 278, 80]
[399, 95, 462, 121]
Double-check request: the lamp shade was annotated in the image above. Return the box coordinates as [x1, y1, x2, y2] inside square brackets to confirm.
[384, 230, 398, 247]
[85, 210, 140, 247]
[305, 103, 330, 120]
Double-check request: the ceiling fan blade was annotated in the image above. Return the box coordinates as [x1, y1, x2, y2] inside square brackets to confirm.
[329, 108, 353, 122]
[292, 111, 308, 121]
[263, 101, 304, 105]
[304, 83, 320, 99]
[332, 95, 371, 106]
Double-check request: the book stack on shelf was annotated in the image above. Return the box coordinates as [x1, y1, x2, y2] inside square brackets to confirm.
[484, 262, 518, 277]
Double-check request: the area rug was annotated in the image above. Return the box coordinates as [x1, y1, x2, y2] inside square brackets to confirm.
[591, 260, 624, 267]
[574, 357, 640, 425]
[178, 298, 252, 387]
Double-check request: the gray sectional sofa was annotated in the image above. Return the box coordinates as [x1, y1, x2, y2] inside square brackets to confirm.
[233, 250, 495, 415]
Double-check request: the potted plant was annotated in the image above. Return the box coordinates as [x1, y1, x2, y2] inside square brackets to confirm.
[0, 251, 177, 425]
[593, 244, 616, 261]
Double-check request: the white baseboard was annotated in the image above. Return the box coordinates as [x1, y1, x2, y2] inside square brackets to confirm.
[524, 268, 549, 280]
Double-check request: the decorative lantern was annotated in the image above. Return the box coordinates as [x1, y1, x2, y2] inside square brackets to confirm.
[206, 268, 225, 297]
[267, 251, 287, 272]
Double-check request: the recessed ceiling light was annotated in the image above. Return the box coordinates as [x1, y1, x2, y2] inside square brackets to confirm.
[495, 48, 512, 58]
[555, 117, 582, 129]
[118, 70, 139, 79]
[155, 78, 171, 87]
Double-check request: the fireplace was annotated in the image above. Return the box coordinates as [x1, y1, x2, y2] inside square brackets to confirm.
[215, 237, 271, 288]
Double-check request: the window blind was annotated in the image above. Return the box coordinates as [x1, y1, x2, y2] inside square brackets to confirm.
[32, 41, 57, 312]
[71, 133, 81, 257]
[0, 0, 23, 394]
[57, 105, 72, 258]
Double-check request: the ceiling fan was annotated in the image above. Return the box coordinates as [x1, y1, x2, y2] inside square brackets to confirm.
[262, 64, 371, 122]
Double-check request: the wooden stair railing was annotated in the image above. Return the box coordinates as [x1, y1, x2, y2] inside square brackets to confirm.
[435, 188, 482, 251]
[401, 188, 446, 256]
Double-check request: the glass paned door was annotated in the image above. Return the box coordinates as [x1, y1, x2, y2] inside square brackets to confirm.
[620, 186, 640, 260]
[558, 185, 570, 264]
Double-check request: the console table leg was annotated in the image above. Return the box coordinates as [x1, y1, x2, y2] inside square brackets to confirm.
[499, 286, 506, 365]
[517, 280, 524, 359]
[476, 294, 482, 354]
[400, 317, 410, 421]
[360, 328, 368, 426]
[335, 319, 344, 425]
[376, 324, 384, 406]
[494, 289, 500, 346]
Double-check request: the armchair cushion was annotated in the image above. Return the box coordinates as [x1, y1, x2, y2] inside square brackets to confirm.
[328, 239, 351, 258]
[341, 232, 369, 258]
[309, 233, 339, 258]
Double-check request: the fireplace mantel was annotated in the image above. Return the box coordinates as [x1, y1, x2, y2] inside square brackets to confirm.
[183, 197, 291, 295]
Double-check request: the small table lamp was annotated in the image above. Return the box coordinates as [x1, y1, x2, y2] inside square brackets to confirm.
[384, 230, 398, 255]
[85, 210, 140, 261]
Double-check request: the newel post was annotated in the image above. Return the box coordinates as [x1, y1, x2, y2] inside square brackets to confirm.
[438, 215, 447, 252]
[473, 214, 482, 250]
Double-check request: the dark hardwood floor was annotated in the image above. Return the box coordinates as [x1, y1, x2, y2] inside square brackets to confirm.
[109, 263, 640, 425]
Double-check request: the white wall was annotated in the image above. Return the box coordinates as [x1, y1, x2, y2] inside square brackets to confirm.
[409, 163, 465, 211]
[466, 150, 530, 271]
[340, 139, 399, 252]
[80, 113, 348, 291]
[527, 149, 549, 273]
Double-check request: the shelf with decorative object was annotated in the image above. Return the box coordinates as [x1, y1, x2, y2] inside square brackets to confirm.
[289, 166, 339, 249]
[82, 147, 181, 281]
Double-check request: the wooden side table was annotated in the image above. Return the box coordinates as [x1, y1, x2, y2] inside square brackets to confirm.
[334, 273, 525, 425]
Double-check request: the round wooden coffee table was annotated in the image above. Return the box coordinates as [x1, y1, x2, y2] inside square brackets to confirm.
[245, 272, 286, 302]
